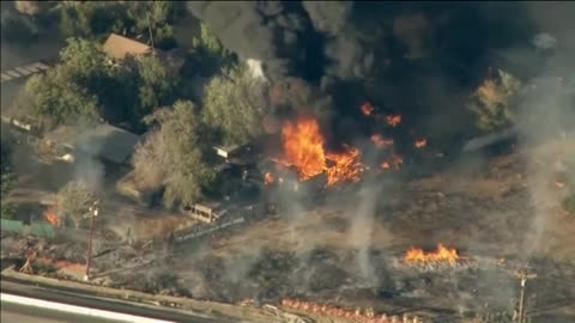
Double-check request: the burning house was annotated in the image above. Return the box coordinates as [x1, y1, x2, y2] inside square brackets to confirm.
[1, 2, 573, 322]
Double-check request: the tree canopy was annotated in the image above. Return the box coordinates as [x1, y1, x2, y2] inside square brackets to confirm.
[202, 65, 268, 146]
[136, 55, 178, 116]
[19, 37, 182, 130]
[59, 1, 180, 49]
[23, 67, 100, 129]
[57, 181, 97, 228]
[132, 100, 216, 208]
[0, 135, 15, 219]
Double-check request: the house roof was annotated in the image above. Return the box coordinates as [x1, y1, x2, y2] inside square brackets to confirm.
[44, 124, 141, 164]
[102, 33, 152, 60]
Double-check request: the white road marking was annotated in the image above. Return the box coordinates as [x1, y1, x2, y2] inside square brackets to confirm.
[6, 70, 21, 78]
[22, 64, 40, 73]
[34, 63, 50, 70]
[0, 293, 175, 323]
[15, 67, 33, 76]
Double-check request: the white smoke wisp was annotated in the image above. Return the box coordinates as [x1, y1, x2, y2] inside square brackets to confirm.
[246, 58, 268, 82]
[517, 76, 574, 257]
[348, 184, 379, 286]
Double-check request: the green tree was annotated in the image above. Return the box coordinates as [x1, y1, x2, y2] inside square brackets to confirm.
[23, 69, 100, 129]
[125, 1, 178, 49]
[59, 38, 108, 85]
[18, 37, 143, 128]
[563, 195, 575, 215]
[190, 23, 233, 76]
[132, 101, 215, 208]
[0, 136, 15, 219]
[14, 1, 44, 16]
[60, 38, 139, 123]
[136, 55, 177, 116]
[59, 2, 126, 39]
[1, 10, 39, 44]
[57, 181, 97, 228]
[202, 65, 267, 146]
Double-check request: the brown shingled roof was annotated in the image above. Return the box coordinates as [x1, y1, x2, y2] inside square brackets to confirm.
[102, 33, 152, 60]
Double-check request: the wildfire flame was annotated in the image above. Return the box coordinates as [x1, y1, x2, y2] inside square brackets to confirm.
[404, 243, 460, 265]
[43, 206, 60, 227]
[264, 172, 275, 185]
[278, 118, 364, 186]
[371, 134, 394, 149]
[381, 155, 404, 171]
[280, 118, 327, 180]
[385, 114, 402, 127]
[415, 138, 427, 149]
[361, 102, 375, 117]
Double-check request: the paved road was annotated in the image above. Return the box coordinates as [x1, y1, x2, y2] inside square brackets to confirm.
[1, 278, 221, 322]
[2, 301, 121, 323]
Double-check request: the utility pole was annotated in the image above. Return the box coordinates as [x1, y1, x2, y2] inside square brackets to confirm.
[147, 12, 155, 53]
[84, 200, 99, 281]
[513, 269, 537, 323]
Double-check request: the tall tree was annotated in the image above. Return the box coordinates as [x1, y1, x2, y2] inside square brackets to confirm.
[23, 68, 100, 129]
[0, 134, 15, 219]
[202, 65, 267, 146]
[132, 101, 215, 208]
[137, 55, 177, 116]
[57, 181, 97, 228]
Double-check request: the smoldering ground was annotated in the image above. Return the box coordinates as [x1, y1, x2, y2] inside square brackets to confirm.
[174, 1, 575, 319]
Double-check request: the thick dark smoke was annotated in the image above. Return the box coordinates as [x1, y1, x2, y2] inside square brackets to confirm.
[187, 0, 573, 181]
[302, 1, 374, 85]
[186, 1, 320, 81]
[185, 1, 383, 85]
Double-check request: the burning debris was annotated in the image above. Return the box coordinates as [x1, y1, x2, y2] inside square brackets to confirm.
[380, 155, 404, 171]
[43, 205, 60, 228]
[264, 172, 275, 186]
[371, 135, 394, 150]
[385, 115, 402, 128]
[275, 118, 364, 186]
[414, 138, 427, 149]
[361, 102, 375, 117]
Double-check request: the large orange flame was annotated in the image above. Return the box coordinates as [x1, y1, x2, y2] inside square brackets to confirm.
[280, 118, 327, 180]
[279, 118, 364, 186]
[404, 243, 459, 265]
[326, 146, 363, 186]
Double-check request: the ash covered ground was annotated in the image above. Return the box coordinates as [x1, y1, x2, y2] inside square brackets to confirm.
[2, 2, 574, 322]
[87, 136, 574, 322]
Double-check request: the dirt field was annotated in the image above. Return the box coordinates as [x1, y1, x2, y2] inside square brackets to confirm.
[3, 132, 573, 322]
[152, 136, 575, 322]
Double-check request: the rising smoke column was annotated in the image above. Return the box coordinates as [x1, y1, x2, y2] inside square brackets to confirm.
[186, 1, 315, 81]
